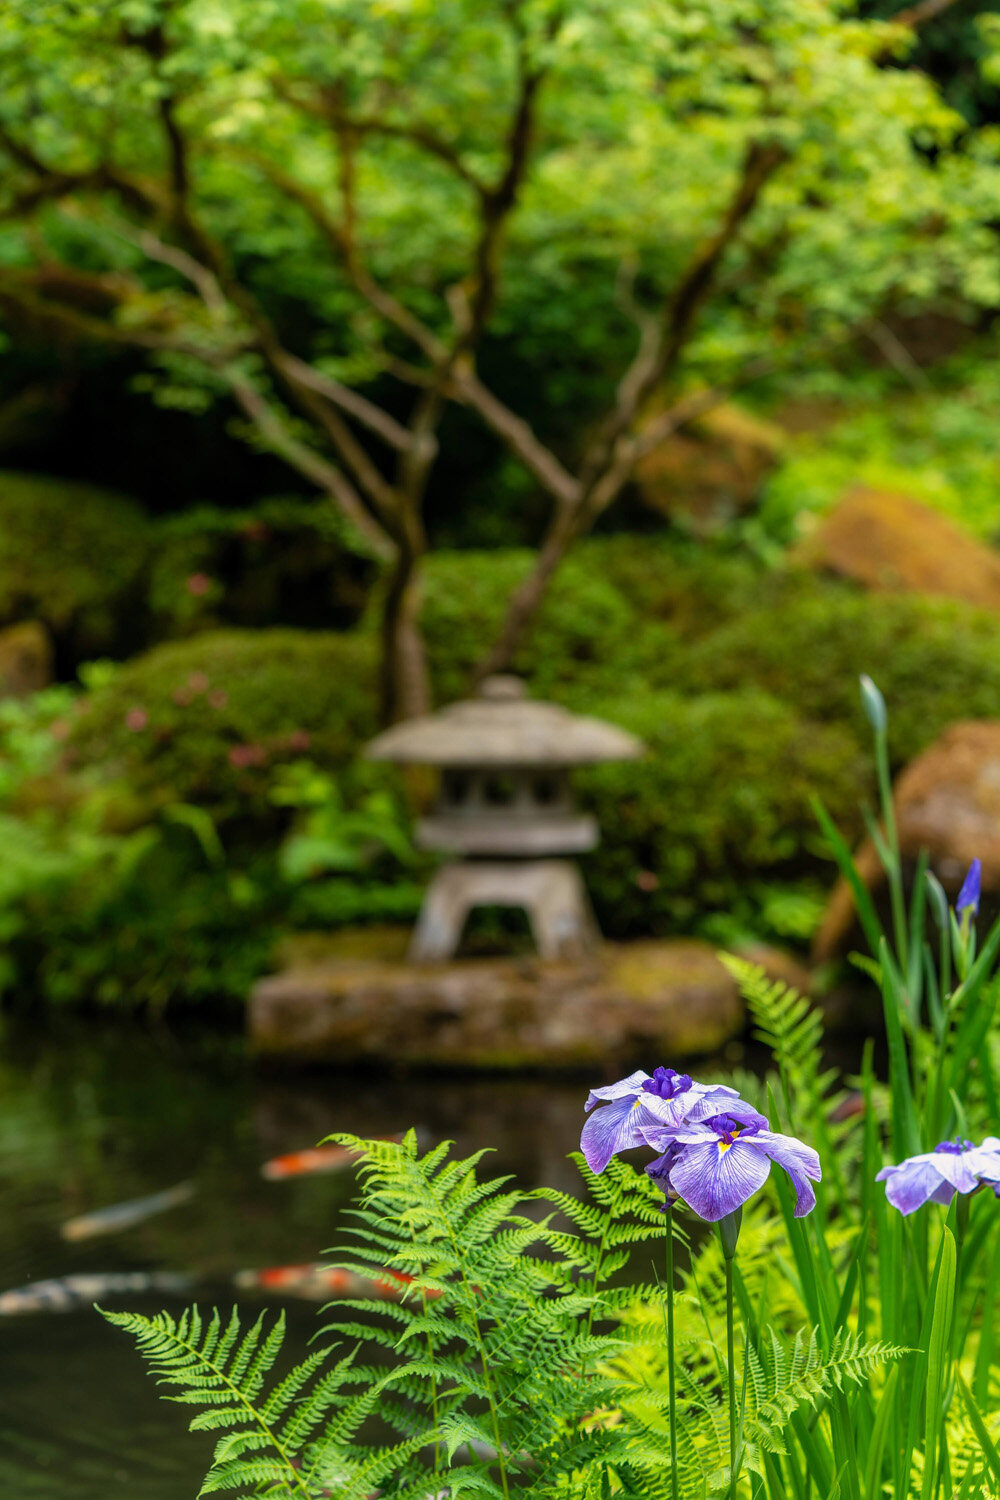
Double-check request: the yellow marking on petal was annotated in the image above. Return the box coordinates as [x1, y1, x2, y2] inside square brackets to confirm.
[719, 1140, 732, 1154]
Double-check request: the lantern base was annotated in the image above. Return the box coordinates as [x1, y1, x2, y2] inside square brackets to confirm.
[409, 858, 599, 963]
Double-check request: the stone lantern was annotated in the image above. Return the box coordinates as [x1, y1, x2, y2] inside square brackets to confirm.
[364, 675, 644, 962]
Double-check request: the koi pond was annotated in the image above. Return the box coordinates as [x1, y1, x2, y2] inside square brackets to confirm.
[0, 1017, 593, 1499]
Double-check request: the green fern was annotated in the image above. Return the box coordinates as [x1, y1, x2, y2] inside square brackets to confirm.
[103, 1129, 908, 1500]
[103, 1132, 692, 1499]
[98, 1304, 350, 1497]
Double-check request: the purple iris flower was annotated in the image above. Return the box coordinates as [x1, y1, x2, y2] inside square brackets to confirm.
[581, 1067, 762, 1175]
[968, 1137, 1000, 1195]
[876, 1138, 981, 1214]
[645, 1113, 821, 1221]
[645, 1140, 685, 1210]
[957, 859, 982, 917]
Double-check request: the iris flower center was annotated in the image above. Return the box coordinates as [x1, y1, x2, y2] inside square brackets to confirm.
[642, 1067, 693, 1101]
[934, 1137, 974, 1154]
[704, 1112, 760, 1153]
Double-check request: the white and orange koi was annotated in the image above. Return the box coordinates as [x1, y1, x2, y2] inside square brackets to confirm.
[60, 1181, 196, 1242]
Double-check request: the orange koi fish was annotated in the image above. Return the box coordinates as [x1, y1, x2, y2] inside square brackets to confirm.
[233, 1262, 442, 1303]
[261, 1134, 404, 1181]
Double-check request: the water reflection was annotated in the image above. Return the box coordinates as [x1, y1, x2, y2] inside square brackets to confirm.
[0, 1018, 592, 1499]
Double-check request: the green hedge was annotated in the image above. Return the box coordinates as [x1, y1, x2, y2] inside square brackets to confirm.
[419, 545, 681, 704]
[149, 497, 377, 638]
[675, 588, 1000, 765]
[576, 689, 869, 933]
[68, 628, 378, 811]
[0, 471, 151, 660]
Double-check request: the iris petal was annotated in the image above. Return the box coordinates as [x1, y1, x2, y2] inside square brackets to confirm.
[881, 1160, 953, 1215]
[668, 1140, 771, 1221]
[584, 1070, 649, 1113]
[580, 1095, 652, 1173]
[929, 1151, 979, 1193]
[759, 1130, 821, 1217]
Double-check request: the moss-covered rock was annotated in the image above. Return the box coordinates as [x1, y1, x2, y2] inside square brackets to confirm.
[0, 471, 151, 664]
[68, 628, 378, 810]
[575, 689, 869, 934]
[675, 588, 1000, 766]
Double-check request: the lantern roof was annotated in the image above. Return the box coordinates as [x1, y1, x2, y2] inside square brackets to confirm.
[364, 675, 644, 768]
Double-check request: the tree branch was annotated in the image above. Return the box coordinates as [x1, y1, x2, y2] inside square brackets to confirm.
[576, 137, 787, 498]
[236, 148, 447, 365]
[273, 353, 414, 452]
[287, 94, 490, 197]
[450, 369, 580, 506]
[223, 371, 393, 556]
[886, 0, 963, 32]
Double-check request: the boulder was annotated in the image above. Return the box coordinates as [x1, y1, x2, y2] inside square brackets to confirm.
[798, 487, 1000, 612]
[814, 720, 1000, 961]
[249, 935, 745, 1069]
[0, 620, 53, 698]
[634, 403, 784, 534]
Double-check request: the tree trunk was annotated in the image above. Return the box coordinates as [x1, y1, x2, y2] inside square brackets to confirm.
[472, 506, 579, 684]
[379, 522, 431, 725]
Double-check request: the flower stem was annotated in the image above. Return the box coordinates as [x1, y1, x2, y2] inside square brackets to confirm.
[665, 1211, 679, 1500]
[725, 1255, 737, 1500]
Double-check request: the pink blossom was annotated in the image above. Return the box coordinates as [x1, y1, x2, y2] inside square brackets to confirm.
[188, 671, 210, 693]
[186, 573, 212, 597]
[635, 870, 660, 892]
[228, 743, 267, 769]
[172, 687, 193, 707]
[287, 729, 311, 752]
[125, 706, 148, 732]
[208, 689, 229, 709]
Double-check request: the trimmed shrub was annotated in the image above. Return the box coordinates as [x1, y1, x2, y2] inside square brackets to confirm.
[68, 628, 378, 812]
[576, 689, 869, 934]
[676, 588, 1000, 765]
[582, 534, 770, 638]
[419, 546, 680, 704]
[149, 497, 378, 639]
[0, 471, 151, 662]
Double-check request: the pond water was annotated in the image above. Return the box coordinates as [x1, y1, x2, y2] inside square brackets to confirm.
[0, 1018, 594, 1499]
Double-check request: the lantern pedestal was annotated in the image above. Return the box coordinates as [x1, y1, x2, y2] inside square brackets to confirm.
[409, 858, 598, 963]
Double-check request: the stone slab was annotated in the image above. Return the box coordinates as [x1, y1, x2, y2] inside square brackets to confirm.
[249, 935, 745, 1069]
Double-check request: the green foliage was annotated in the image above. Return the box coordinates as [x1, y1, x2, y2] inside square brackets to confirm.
[108, 1133, 901, 1499]
[758, 352, 1000, 546]
[576, 689, 869, 933]
[3, 0, 999, 575]
[271, 760, 417, 880]
[68, 628, 378, 813]
[678, 587, 1000, 767]
[107, 689, 1000, 1496]
[0, 661, 419, 1009]
[0, 471, 151, 660]
[149, 498, 378, 638]
[419, 545, 680, 705]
